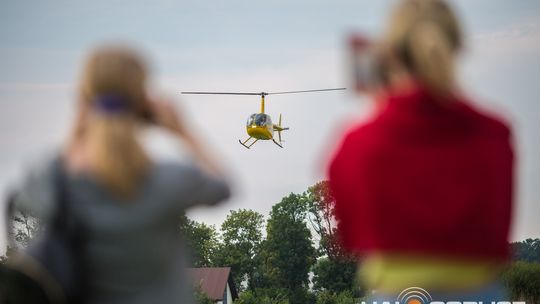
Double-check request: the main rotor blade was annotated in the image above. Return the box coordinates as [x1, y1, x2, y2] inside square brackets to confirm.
[181, 91, 262, 96]
[267, 88, 346, 95]
[181, 88, 347, 96]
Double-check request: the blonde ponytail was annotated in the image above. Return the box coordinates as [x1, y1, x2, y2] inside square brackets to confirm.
[79, 46, 151, 199]
[86, 115, 149, 198]
[384, 0, 462, 96]
[407, 21, 456, 94]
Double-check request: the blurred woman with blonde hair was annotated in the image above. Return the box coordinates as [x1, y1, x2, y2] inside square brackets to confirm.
[11, 45, 230, 303]
[329, 0, 513, 302]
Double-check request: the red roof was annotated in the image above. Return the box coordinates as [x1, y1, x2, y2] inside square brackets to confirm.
[189, 267, 238, 300]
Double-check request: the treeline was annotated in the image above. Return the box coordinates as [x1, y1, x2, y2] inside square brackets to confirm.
[504, 238, 540, 302]
[510, 238, 540, 263]
[2, 181, 539, 303]
[0, 181, 360, 303]
[182, 182, 540, 304]
[180, 181, 361, 304]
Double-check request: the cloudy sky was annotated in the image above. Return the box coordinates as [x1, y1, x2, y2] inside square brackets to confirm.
[1, 0, 539, 253]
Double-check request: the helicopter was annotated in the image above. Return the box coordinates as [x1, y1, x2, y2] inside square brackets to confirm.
[181, 88, 345, 149]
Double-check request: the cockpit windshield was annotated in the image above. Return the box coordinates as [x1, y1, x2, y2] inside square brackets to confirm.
[255, 114, 267, 126]
[246, 114, 257, 126]
[247, 114, 272, 127]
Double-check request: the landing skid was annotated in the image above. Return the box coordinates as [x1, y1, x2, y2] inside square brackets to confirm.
[239, 137, 284, 149]
[272, 139, 283, 148]
[239, 137, 259, 149]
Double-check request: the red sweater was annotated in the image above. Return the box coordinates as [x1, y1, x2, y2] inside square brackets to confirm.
[328, 86, 514, 260]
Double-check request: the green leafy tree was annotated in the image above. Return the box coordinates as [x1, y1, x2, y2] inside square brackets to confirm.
[237, 288, 290, 304]
[215, 209, 264, 292]
[304, 181, 359, 295]
[511, 238, 540, 263]
[502, 261, 540, 302]
[315, 290, 358, 304]
[312, 258, 358, 294]
[179, 213, 220, 267]
[263, 193, 316, 304]
[304, 181, 343, 259]
[194, 284, 214, 304]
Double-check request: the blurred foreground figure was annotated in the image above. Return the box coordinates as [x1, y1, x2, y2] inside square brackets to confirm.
[329, 0, 514, 302]
[10, 45, 230, 303]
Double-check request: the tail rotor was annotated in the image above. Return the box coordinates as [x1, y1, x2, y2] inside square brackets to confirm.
[273, 113, 289, 148]
[278, 114, 283, 143]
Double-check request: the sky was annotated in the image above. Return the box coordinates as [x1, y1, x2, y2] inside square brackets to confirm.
[0, 0, 539, 253]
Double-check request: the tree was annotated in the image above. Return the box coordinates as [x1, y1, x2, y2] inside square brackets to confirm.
[10, 210, 42, 248]
[511, 238, 540, 263]
[179, 213, 220, 267]
[237, 288, 290, 304]
[263, 193, 316, 304]
[305, 181, 342, 259]
[215, 209, 264, 292]
[304, 181, 359, 295]
[502, 261, 540, 303]
[312, 258, 358, 295]
[194, 284, 214, 304]
[315, 290, 357, 304]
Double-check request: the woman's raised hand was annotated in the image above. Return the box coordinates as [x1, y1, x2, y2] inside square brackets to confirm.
[148, 97, 191, 139]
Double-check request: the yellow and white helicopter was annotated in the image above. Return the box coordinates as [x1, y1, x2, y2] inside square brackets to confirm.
[181, 88, 345, 149]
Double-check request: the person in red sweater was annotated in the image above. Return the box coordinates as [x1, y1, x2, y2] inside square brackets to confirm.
[328, 0, 514, 302]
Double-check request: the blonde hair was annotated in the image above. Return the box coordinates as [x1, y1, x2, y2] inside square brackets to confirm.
[384, 0, 462, 95]
[79, 46, 151, 198]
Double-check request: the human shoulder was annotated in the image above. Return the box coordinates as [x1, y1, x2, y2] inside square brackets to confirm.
[458, 97, 512, 139]
[148, 161, 204, 190]
[153, 161, 200, 179]
[151, 161, 231, 208]
[341, 115, 385, 143]
[338, 113, 393, 158]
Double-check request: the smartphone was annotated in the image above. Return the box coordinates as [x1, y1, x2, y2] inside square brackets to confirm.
[348, 34, 385, 93]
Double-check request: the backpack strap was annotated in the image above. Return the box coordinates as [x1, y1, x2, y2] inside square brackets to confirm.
[51, 156, 69, 231]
